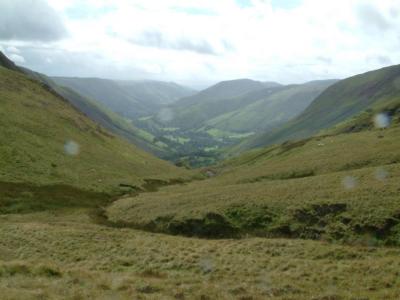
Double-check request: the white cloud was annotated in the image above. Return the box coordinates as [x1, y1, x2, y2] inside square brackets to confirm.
[9, 0, 400, 84]
[9, 53, 25, 64]
[6, 46, 20, 53]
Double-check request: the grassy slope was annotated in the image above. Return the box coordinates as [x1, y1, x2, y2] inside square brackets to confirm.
[57, 87, 166, 153]
[1, 56, 400, 298]
[1, 211, 399, 299]
[0, 66, 189, 194]
[1, 118, 399, 298]
[21, 69, 169, 156]
[107, 116, 400, 243]
[242, 64, 400, 150]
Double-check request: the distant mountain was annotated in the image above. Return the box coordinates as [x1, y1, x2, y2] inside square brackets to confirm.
[0, 52, 188, 192]
[174, 79, 279, 108]
[163, 79, 281, 130]
[52, 77, 194, 119]
[157, 78, 334, 134]
[116, 80, 196, 105]
[202, 80, 336, 133]
[51, 77, 155, 119]
[241, 64, 400, 150]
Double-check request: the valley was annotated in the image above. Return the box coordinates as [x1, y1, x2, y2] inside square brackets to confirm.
[1, 45, 400, 300]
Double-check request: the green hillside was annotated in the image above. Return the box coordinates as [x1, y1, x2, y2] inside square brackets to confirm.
[20, 69, 169, 156]
[242, 64, 400, 150]
[53, 86, 168, 156]
[106, 104, 400, 243]
[0, 65, 190, 197]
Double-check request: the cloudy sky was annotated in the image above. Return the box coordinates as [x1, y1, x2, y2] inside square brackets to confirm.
[1, 0, 400, 87]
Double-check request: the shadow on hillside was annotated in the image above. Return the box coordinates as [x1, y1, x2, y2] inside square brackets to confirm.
[0, 181, 111, 214]
[91, 199, 400, 246]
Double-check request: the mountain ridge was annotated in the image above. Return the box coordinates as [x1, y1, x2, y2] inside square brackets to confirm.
[238, 64, 400, 151]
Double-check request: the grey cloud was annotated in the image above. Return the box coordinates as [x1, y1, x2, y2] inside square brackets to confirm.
[0, 0, 67, 41]
[8, 53, 25, 64]
[316, 56, 332, 64]
[13, 46, 159, 80]
[222, 39, 235, 52]
[366, 55, 392, 65]
[357, 4, 391, 33]
[131, 30, 217, 55]
[390, 7, 399, 18]
[375, 55, 392, 65]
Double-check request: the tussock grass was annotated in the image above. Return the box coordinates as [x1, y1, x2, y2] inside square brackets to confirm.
[1, 213, 400, 299]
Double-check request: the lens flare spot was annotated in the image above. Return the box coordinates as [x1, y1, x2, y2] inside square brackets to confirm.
[373, 113, 391, 129]
[199, 257, 214, 273]
[64, 140, 80, 156]
[342, 176, 357, 190]
[375, 167, 389, 181]
[257, 272, 271, 291]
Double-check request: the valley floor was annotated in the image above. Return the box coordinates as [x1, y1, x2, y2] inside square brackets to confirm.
[1, 209, 400, 300]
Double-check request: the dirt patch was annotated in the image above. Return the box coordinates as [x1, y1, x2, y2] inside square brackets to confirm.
[240, 169, 315, 184]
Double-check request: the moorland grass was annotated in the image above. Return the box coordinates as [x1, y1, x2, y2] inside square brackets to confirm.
[1, 211, 400, 299]
[106, 125, 400, 244]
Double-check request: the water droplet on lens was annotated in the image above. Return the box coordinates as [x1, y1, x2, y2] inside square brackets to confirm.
[373, 113, 391, 129]
[342, 176, 357, 190]
[257, 272, 271, 292]
[64, 140, 80, 156]
[199, 257, 214, 273]
[375, 167, 388, 181]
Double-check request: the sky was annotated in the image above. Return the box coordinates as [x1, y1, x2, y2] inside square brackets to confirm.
[1, 0, 400, 88]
